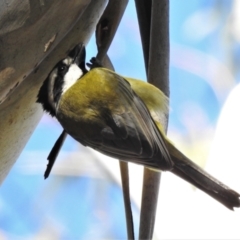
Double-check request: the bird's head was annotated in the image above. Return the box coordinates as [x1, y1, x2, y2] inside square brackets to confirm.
[37, 43, 87, 117]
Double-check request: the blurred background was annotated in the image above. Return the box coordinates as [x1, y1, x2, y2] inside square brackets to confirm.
[1, 0, 240, 239]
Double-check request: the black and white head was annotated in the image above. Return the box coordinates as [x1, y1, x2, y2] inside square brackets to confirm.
[37, 43, 87, 117]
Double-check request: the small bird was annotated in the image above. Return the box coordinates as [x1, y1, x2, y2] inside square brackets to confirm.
[37, 43, 240, 210]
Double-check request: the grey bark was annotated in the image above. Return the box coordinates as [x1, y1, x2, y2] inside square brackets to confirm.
[135, 0, 170, 239]
[0, 0, 108, 184]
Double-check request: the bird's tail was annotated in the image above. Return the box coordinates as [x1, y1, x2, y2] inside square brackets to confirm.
[166, 141, 240, 210]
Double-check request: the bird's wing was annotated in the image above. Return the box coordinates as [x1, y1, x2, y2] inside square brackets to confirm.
[83, 70, 173, 170]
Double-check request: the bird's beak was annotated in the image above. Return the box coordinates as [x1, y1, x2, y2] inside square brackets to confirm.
[69, 43, 86, 69]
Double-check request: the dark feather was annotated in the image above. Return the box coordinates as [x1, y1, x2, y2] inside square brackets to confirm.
[167, 142, 240, 210]
[37, 76, 56, 117]
[44, 130, 67, 179]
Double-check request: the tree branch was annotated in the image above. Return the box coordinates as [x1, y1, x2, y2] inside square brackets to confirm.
[135, 0, 170, 239]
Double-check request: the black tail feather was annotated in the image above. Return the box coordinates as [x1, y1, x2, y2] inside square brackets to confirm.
[168, 142, 240, 210]
[44, 130, 67, 179]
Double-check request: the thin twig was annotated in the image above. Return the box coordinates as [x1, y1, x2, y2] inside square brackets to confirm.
[96, 0, 129, 60]
[148, 0, 170, 97]
[135, 0, 170, 239]
[94, 1, 135, 239]
[134, 0, 152, 74]
[119, 161, 135, 239]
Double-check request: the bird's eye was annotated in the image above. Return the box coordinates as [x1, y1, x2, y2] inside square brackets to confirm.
[58, 62, 68, 73]
[59, 64, 66, 72]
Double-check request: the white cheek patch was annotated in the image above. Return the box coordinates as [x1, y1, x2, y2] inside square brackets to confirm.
[62, 63, 83, 93]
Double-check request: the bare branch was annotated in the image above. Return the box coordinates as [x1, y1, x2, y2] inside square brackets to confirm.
[135, 0, 170, 239]
[95, 2, 135, 238]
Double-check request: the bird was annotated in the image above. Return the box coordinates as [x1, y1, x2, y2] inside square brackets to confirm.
[37, 43, 240, 210]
